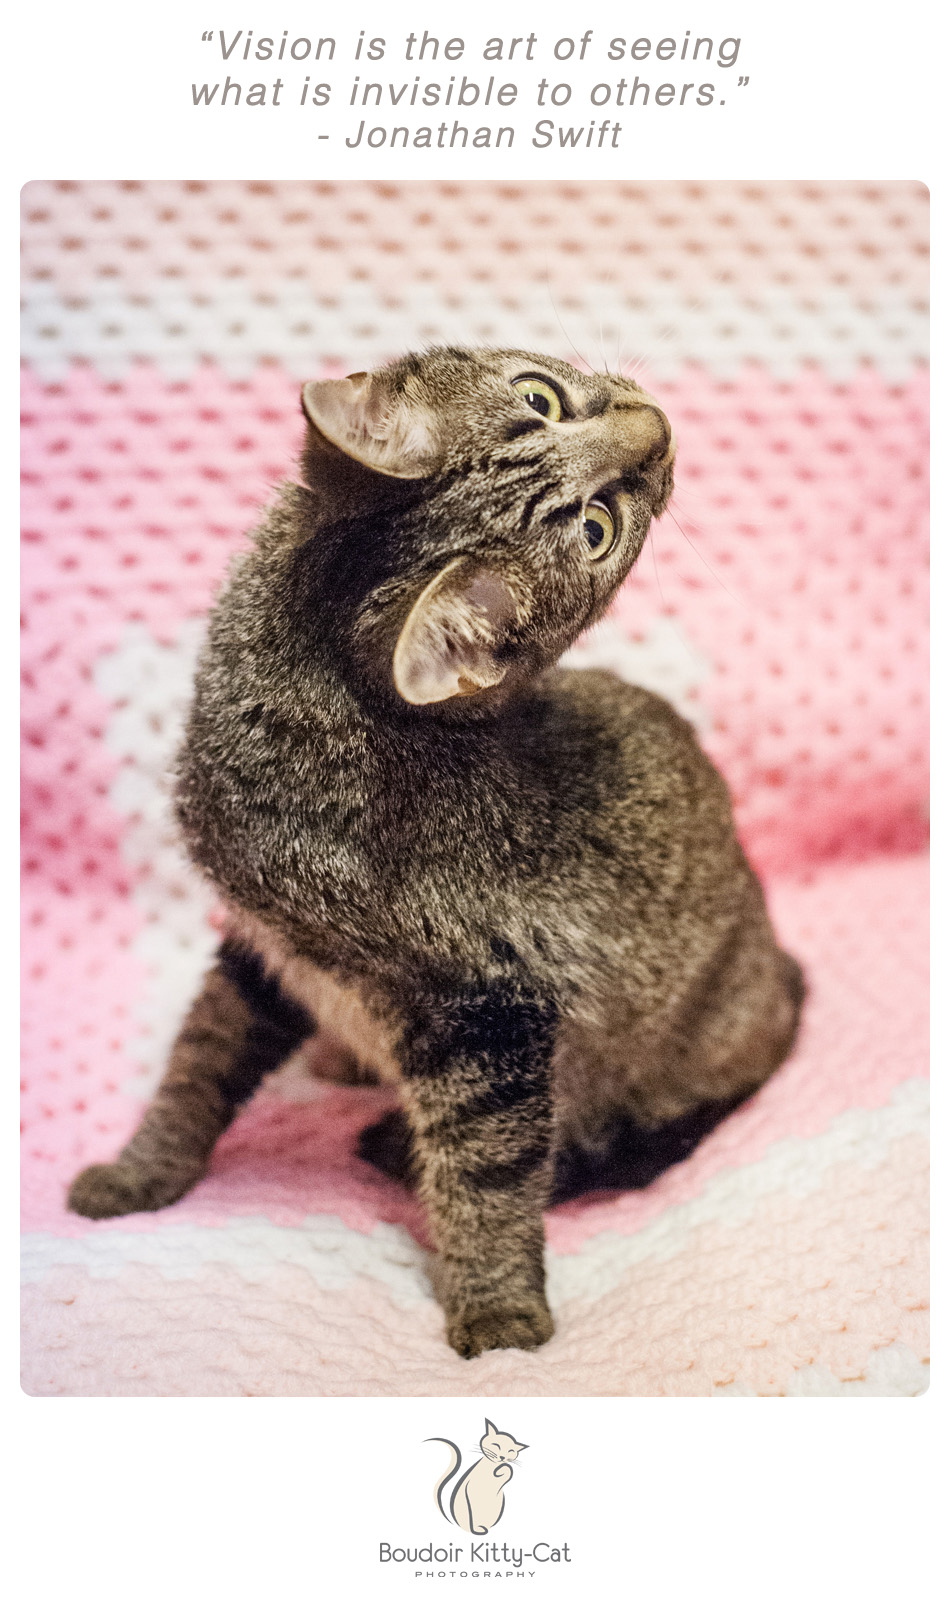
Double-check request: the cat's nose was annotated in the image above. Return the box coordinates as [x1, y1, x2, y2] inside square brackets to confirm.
[589, 401, 673, 474]
[647, 404, 673, 457]
[618, 402, 673, 464]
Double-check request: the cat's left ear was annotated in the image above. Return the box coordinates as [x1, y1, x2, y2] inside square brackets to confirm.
[393, 561, 520, 706]
[484, 1419, 499, 1437]
[301, 372, 441, 479]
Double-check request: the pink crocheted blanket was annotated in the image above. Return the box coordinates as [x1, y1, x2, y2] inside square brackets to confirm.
[21, 182, 929, 1395]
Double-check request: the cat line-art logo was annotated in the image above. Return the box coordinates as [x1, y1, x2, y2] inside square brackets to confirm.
[377, 1418, 572, 1572]
[429, 1418, 528, 1536]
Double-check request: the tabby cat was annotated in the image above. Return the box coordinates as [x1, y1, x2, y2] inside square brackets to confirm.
[68, 347, 804, 1358]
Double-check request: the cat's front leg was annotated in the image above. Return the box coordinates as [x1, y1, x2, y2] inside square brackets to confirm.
[398, 979, 558, 1358]
[67, 942, 314, 1218]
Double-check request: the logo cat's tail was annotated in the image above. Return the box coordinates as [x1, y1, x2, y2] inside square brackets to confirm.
[426, 1437, 462, 1523]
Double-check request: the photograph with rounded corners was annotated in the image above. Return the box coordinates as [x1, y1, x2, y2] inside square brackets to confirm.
[20, 179, 929, 1396]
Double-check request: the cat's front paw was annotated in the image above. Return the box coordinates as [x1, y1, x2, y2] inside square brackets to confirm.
[67, 1160, 202, 1218]
[447, 1298, 555, 1359]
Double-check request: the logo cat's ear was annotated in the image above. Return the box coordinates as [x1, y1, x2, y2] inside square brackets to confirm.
[301, 372, 441, 479]
[484, 1418, 499, 1436]
[393, 561, 520, 706]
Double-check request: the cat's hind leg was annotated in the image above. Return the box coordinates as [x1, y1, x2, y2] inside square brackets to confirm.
[566, 929, 804, 1194]
[357, 1107, 418, 1185]
[548, 1096, 752, 1205]
[550, 921, 805, 1203]
[67, 942, 315, 1218]
[358, 1100, 750, 1205]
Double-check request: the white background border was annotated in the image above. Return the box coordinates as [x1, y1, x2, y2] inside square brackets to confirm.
[10, 4, 941, 1593]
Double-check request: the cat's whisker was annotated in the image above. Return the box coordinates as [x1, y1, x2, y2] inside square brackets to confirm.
[641, 521, 718, 677]
[659, 479, 706, 502]
[623, 337, 671, 385]
[623, 273, 738, 384]
[542, 268, 596, 374]
[664, 501, 745, 607]
[597, 312, 610, 377]
[614, 304, 640, 382]
[622, 317, 684, 383]
[614, 305, 626, 378]
[646, 519, 670, 611]
[624, 345, 659, 382]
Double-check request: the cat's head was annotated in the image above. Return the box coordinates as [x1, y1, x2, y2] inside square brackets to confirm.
[479, 1417, 527, 1464]
[297, 347, 674, 714]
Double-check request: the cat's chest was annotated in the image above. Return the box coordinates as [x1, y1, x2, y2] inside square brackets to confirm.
[229, 909, 404, 1079]
[191, 731, 535, 931]
[468, 1460, 508, 1497]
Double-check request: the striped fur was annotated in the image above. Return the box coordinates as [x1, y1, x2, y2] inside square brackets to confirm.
[397, 981, 558, 1355]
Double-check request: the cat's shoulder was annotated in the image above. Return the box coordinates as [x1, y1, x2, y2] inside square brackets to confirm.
[534, 666, 703, 750]
[508, 667, 726, 816]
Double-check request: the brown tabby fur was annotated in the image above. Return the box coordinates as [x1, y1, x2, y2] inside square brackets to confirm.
[68, 348, 803, 1358]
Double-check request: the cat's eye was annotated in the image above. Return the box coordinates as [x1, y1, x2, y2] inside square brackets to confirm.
[512, 376, 563, 422]
[583, 501, 616, 560]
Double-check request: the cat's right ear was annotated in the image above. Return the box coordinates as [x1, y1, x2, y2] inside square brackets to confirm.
[393, 561, 521, 706]
[301, 372, 441, 479]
